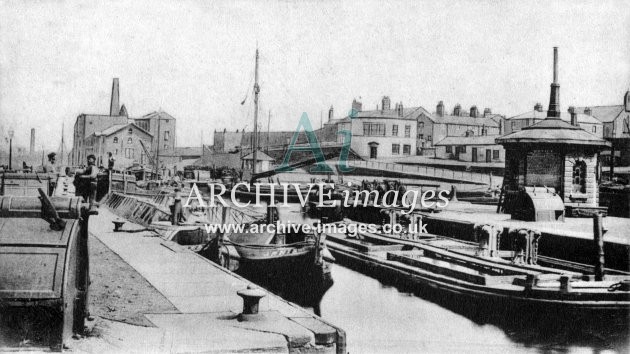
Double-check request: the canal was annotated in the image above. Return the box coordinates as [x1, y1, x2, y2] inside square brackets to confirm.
[210, 197, 628, 353]
[304, 265, 628, 353]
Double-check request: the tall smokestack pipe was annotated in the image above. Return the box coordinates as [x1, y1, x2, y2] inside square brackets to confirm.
[547, 47, 561, 118]
[30, 128, 35, 154]
[110, 78, 120, 116]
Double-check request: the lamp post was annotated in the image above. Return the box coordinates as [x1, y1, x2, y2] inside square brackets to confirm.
[8, 128, 14, 171]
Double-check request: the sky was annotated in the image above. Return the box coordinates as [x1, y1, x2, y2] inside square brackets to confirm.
[0, 0, 628, 151]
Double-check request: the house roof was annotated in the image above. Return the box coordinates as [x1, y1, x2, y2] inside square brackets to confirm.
[422, 112, 500, 127]
[139, 111, 177, 120]
[575, 106, 624, 123]
[496, 118, 610, 147]
[174, 147, 203, 157]
[94, 123, 153, 137]
[199, 152, 242, 169]
[435, 135, 501, 146]
[160, 146, 203, 158]
[241, 150, 275, 161]
[508, 110, 603, 125]
[334, 106, 431, 123]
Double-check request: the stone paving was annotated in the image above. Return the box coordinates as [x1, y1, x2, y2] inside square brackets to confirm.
[79, 207, 341, 353]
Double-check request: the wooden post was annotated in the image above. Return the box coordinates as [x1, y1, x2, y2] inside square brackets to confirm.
[108, 169, 113, 195]
[593, 213, 605, 281]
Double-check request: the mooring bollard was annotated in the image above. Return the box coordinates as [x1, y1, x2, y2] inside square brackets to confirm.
[237, 285, 267, 321]
[593, 213, 605, 281]
[112, 220, 125, 232]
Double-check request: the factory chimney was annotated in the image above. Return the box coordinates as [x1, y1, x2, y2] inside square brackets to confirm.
[110, 78, 120, 116]
[30, 128, 35, 154]
[547, 47, 561, 118]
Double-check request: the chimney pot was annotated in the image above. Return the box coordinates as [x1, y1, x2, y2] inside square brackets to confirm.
[437, 101, 444, 117]
[453, 104, 461, 116]
[470, 106, 478, 118]
[328, 105, 334, 121]
[534, 103, 543, 112]
[568, 106, 578, 126]
[398, 102, 404, 117]
[382, 96, 391, 111]
[483, 108, 492, 117]
[584, 107, 592, 116]
[352, 99, 363, 113]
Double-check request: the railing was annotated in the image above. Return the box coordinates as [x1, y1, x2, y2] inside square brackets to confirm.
[348, 160, 498, 185]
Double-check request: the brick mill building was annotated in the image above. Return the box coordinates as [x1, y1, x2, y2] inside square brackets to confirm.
[71, 79, 177, 170]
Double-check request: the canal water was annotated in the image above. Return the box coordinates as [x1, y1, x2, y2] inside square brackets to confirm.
[302, 265, 629, 353]
[208, 194, 628, 353]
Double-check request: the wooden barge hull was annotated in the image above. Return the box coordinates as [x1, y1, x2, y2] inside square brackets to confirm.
[325, 233, 630, 314]
[219, 243, 333, 305]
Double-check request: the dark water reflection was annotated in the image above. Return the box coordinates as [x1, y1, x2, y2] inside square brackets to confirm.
[300, 265, 629, 354]
[217, 201, 628, 353]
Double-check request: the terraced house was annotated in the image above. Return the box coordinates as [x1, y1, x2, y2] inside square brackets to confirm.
[334, 96, 428, 159]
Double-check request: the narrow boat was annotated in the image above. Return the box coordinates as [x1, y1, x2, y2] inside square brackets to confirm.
[323, 218, 630, 315]
[201, 205, 334, 305]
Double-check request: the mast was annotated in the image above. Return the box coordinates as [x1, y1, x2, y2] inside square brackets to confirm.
[60, 122, 65, 165]
[266, 109, 270, 153]
[155, 112, 161, 179]
[252, 48, 260, 175]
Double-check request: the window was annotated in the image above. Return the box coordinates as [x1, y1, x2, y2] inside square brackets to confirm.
[427, 135, 432, 141]
[511, 121, 516, 130]
[404, 125, 411, 138]
[392, 144, 400, 154]
[418, 134, 424, 140]
[493, 150, 499, 159]
[592, 126, 596, 133]
[572, 160, 587, 193]
[128, 128, 133, 134]
[124, 148, 134, 159]
[127, 137, 132, 144]
[113, 137, 118, 144]
[418, 122, 424, 131]
[363, 123, 386, 136]
[164, 131, 170, 141]
[115, 149, 118, 155]
[392, 125, 398, 136]
[403, 144, 411, 155]
[446, 146, 452, 153]
[164, 144, 169, 150]
[460, 146, 467, 153]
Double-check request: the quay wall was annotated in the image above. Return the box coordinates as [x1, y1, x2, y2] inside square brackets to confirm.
[423, 214, 630, 272]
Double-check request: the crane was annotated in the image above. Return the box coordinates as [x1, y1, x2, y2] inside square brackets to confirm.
[138, 139, 156, 170]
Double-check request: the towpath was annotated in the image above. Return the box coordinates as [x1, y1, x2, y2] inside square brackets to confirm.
[69, 207, 343, 353]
